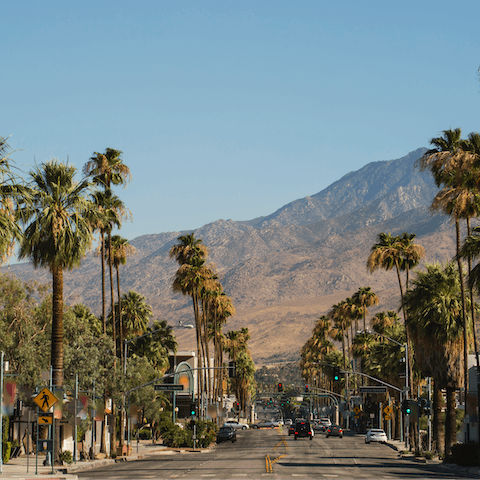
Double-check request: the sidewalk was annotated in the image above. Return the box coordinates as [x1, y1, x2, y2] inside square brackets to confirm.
[386, 438, 480, 477]
[0, 441, 171, 480]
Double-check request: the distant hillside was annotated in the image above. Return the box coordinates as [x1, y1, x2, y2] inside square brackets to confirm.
[4, 148, 461, 365]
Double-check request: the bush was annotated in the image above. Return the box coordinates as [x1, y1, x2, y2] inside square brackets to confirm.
[2, 442, 11, 464]
[449, 442, 480, 466]
[138, 428, 152, 440]
[59, 450, 73, 465]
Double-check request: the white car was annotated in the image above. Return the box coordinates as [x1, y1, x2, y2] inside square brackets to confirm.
[365, 428, 387, 443]
[223, 420, 249, 430]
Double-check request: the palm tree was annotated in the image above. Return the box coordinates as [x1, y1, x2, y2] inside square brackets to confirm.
[328, 301, 351, 370]
[403, 262, 467, 455]
[83, 149, 131, 337]
[119, 290, 152, 340]
[16, 160, 94, 463]
[170, 233, 211, 405]
[367, 232, 416, 401]
[111, 235, 136, 363]
[90, 189, 124, 335]
[371, 311, 399, 335]
[17, 160, 94, 388]
[353, 287, 379, 331]
[417, 129, 472, 410]
[0, 136, 22, 263]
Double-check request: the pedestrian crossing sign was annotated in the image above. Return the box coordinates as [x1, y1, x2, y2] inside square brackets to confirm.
[34, 387, 59, 413]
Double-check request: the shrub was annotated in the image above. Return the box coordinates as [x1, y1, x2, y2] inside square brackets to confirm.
[449, 442, 480, 466]
[2, 442, 11, 464]
[59, 450, 73, 464]
[138, 428, 152, 440]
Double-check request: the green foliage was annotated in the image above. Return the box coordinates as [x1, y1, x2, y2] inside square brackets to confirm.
[2, 442, 11, 464]
[59, 450, 73, 464]
[449, 442, 480, 466]
[157, 417, 217, 448]
[2, 415, 9, 442]
[138, 428, 151, 440]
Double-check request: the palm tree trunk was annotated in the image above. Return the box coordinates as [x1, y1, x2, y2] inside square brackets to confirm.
[455, 219, 469, 409]
[117, 265, 125, 449]
[432, 380, 444, 455]
[101, 231, 106, 335]
[445, 386, 457, 457]
[51, 265, 64, 465]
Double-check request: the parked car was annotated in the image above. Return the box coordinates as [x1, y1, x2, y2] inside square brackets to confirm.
[365, 428, 388, 444]
[252, 420, 276, 429]
[325, 424, 343, 438]
[223, 420, 249, 430]
[217, 426, 236, 443]
[284, 419, 293, 426]
[294, 421, 313, 440]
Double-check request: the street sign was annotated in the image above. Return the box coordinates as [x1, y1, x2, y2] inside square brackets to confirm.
[34, 387, 59, 413]
[384, 414, 392, 421]
[38, 415, 53, 425]
[359, 386, 387, 394]
[154, 384, 184, 391]
[383, 405, 393, 415]
[353, 406, 361, 415]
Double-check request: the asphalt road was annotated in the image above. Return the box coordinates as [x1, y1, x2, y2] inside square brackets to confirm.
[77, 428, 480, 479]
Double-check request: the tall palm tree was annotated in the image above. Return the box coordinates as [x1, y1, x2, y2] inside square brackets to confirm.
[367, 232, 416, 400]
[111, 235, 136, 363]
[83, 149, 131, 336]
[17, 160, 94, 388]
[403, 262, 467, 455]
[16, 160, 94, 463]
[417, 129, 472, 408]
[353, 287, 379, 331]
[90, 189, 124, 335]
[170, 234, 210, 404]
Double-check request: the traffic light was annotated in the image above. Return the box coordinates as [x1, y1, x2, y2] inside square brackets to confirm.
[333, 367, 341, 382]
[278, 383, 283, 392]
[305, 384, 309, 393]
[228, 361, 236, 378]
[418, 398, 431, 416]
[190, 401, 197, 417]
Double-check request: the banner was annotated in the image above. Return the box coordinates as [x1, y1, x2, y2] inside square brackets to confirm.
[3, 380, 16, 415]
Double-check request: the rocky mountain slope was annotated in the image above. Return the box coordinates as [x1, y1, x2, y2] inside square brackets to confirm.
[5, 148, 461, 365]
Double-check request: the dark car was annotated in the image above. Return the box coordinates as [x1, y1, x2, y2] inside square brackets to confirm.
[288, 424, 296, 436]
[294, 421, 313, 440]
[325, 424, 343, 438]
[217, 426, 236, 443]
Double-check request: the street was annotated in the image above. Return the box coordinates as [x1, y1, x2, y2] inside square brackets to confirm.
[77, 428, 480, 479]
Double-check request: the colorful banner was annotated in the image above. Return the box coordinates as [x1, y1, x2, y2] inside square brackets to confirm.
[3, 380, 16, 415]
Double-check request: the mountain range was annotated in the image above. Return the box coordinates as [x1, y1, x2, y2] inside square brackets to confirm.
[5, 147, 461, 365]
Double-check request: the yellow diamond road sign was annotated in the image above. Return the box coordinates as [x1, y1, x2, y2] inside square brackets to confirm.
[383, 405, 393, 415]
[34, 387, 59, 413]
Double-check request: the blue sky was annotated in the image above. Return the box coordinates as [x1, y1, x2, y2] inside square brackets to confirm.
[3, 0, 480, 241]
